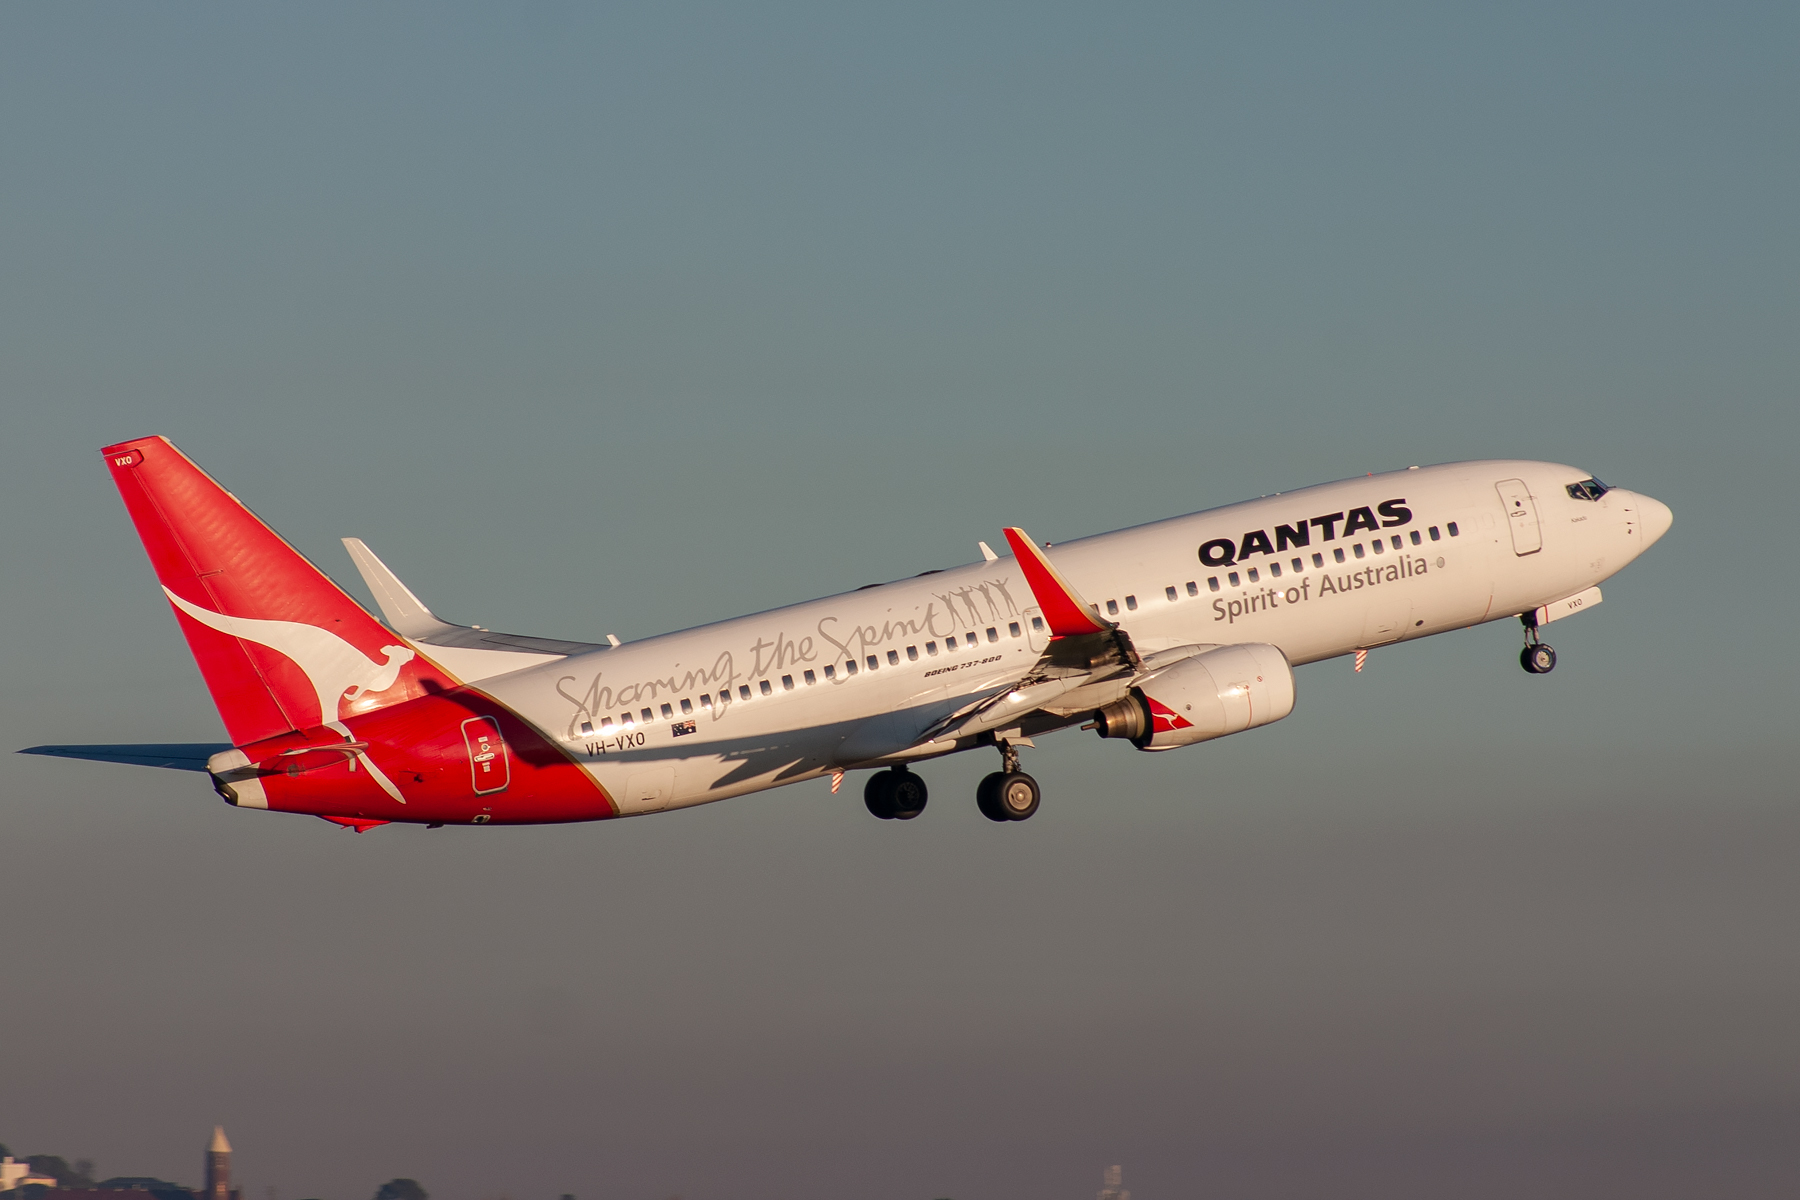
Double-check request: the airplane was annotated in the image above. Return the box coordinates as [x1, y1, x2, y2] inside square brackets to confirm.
[22, 437, 1671, 830]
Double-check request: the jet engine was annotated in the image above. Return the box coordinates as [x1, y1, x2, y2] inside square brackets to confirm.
[1091, 642, 1295, 751]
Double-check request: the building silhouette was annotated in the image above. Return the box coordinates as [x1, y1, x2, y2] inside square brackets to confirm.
[1097, 1164, 1130, 1200]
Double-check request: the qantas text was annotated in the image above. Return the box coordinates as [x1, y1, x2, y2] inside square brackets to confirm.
[1199, 498, 1412, 567]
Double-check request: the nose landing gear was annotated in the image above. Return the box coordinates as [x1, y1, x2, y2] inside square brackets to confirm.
[1520, 613, 1557, 674]
[976, 739, 1040, 822]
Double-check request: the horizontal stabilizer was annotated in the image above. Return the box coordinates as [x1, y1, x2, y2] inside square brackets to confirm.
[1001, 527, 1113, 638]
[19, 743, 232, 772]
[343, 538, 610, 667]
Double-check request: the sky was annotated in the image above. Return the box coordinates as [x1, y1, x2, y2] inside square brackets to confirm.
[1, 4, 1796, 1198]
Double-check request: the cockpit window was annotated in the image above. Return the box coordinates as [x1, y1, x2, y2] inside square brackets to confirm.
[1566, 477, 1610, 501]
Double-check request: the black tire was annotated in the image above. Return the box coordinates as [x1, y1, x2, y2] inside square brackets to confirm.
[1521, 644, 1557, 674]
[976, 772, 1009, 822]
[889, 770, 928, 820]
[864, 771, 897, 820]
[997, 771, 1040, 821]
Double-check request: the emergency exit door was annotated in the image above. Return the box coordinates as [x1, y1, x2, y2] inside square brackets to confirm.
[1495, 479, 1542, 555]
[462, 716, 511, 795]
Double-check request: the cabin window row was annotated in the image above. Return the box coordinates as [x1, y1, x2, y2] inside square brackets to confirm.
[579, 616, 1040, 733]
[1193, 523, 1456, 592]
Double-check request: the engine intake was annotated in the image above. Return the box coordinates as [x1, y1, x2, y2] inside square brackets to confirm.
[1093, 643, 1295, 751]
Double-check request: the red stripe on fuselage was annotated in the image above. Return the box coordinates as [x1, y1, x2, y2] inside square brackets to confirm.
[245, 687, 616, 826]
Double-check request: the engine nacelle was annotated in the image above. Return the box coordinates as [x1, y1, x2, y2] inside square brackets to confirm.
[1092, 643, 1295, 751]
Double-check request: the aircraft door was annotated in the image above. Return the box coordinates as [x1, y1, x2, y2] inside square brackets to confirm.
[461, 716, 511, 795]
[622, 766, 675, 814]
[1360, 592, 1414, 647]
[1023, 606, 1047, 652]
[1495, 479, 1543, 555]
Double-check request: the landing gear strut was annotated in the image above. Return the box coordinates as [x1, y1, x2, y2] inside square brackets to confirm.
[977, 740, 1040, 822]
[864, 765, 928, 820]
[1520, 613, 1557, 674]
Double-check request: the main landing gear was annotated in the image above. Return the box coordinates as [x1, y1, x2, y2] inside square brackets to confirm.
[862, 742, 1041, 823]
[1520, 613, 1557, 675]
[865, 765, 928, 820]
[976, 740, 1040, 823]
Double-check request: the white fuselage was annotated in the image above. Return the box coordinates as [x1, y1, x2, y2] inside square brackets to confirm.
[478, 460, 1666, 814]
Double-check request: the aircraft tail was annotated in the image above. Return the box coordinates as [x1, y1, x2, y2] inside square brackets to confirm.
[101, 437, 457, 746]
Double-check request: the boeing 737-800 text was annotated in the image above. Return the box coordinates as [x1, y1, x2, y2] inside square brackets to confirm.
[23, 438, 1671, 828]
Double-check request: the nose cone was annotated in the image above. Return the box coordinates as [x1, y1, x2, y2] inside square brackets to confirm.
[1636, 492, 1673, 547]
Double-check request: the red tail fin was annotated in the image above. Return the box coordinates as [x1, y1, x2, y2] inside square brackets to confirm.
[102, 437, 457, 746]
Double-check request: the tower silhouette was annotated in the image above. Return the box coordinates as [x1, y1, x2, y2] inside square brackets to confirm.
[204, 1128, 232, 1200]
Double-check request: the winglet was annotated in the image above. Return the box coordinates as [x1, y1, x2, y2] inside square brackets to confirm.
[1001, 527, 1113, 638]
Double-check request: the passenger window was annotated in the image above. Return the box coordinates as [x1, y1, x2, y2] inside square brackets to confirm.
[1292, 558, 1304, 572]
[907, 645, 919, 660]
[757, 680, 771, 696]
[1391, 535, 1402, 549]
[1372, 539, 1383, 555]
[681, 698, 693, 715]
[1124, 595, 1137, 611]
[699, 694, 712, 709]
[1008, 622, 1021, 637]
[846, 659, 859, 675]
[736, 688, 749, 702]
[1429, 526, 1440, 540]
[1353, 544, 1365, 559]
[1187, 581, 1199, 596]
[1313, 552, 1324, 567]
[1448, 522, 1460, 537]
[926, 641, 939, 655]
[1333, 548, 1346, 563]
[642, 708, 654, 722]
[867, 655, 879, 670]
[620, 713, 634, 728]
[1031, 616, 1044, 632]
[804, 669, 816, 685]
[661, 703, 674, 718]
[1410, 530, 1422, 545]
[946, 635, 958, 649]
[600, 717, 614, 731]
[579, 720, 593, 735]
[1247, 567, 1260, 582]
[983, 627, 996, 642]
[1270, 562, 1282, 577]
[781, 675, 794, 691]
[1207, 577, 1220, 592]
[1106, 599, 1119, 616]
[1166, 585, 1178, 602]
[888, 649, 900, 664]
[1228, 571, 1240, 586]
[824, 664, 835, 680]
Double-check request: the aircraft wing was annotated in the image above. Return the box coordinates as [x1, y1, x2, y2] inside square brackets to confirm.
[19, 743, 232, 772]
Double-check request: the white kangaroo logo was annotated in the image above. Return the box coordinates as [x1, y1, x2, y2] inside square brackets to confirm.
[163, 588, 415, 723]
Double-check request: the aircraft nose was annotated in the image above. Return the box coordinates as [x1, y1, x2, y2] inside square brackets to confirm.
[1635, 492, 1673, 547]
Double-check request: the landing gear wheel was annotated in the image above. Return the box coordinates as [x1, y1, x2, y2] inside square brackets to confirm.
[1521, 643, 1557, 674]
[865, 768, 927, 820]
[888, 769, 928, 820]
[976, 772, 1008, 822]
[864, 771, 896, 820]
[996, 772, 1040, 821]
